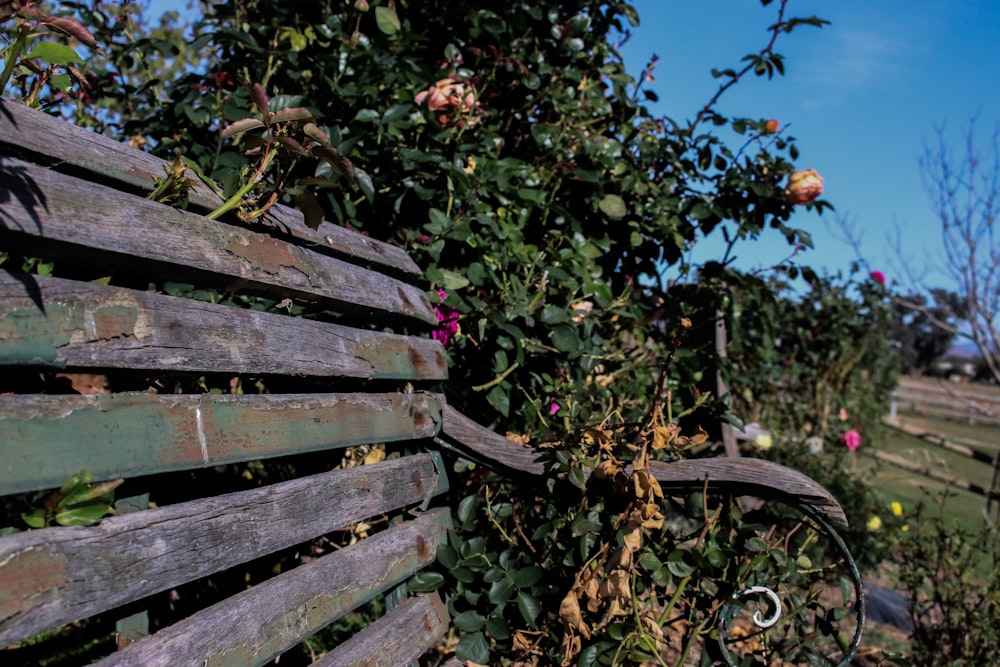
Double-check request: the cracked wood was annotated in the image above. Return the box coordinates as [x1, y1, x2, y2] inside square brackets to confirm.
[0, 272, 445, 381]
[0, 391, 443, 495]
[0, 98, 421, 277]
[86, 509, 452, 667]
[0, 456, 448, 646]
[0, 157, 435, 324]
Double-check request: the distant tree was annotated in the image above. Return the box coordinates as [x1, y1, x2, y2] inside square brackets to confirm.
[896, 123, 1000, 382]
[890, 290, 957, 375]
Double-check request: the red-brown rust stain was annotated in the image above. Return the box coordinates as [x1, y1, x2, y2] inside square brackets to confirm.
[0, 548, 68, 619]
[411, 469, 425, 494]
[416, 535, 430, 560]
[422, 612, 434, 633]
[90, 305, 141, 340]
[223, 233, 311, 280]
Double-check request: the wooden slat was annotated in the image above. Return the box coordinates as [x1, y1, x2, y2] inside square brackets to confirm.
[86, 508, 452, 667]
[0, 456, 448, 646]
[648, 458, 848, 528]
[312, 593, 449, 667]
[0, 158, 436, 324]
[0, 98, 422, 276]
[0, 391, 443, 494]
[441, 405, 551, 476]
[0, 272, 445, 380]
[441, 406, 847, 527]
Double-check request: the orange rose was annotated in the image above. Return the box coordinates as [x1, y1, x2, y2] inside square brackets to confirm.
[785, 169, 824, 205]
[415, 77, 480, 128]
[764, 118, 779, 134]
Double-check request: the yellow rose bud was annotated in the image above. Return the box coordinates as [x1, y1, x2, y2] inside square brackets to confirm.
[785, 168, 824, 205]
[753, 433, 773, 450]
[891, 501, 903, 516]
[867, 516, 883, 532]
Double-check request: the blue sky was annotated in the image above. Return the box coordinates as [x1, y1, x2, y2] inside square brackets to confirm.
[619, 0, 1000, 287]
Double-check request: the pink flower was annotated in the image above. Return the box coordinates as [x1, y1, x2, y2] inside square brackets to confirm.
[415, 77, 480, 128]
[870, 270, 885, 286]
[785, 169, 824, 205]
[432, 289, 459, 347]
[549, 401, 560, 416]
[841, 429, 861, 452]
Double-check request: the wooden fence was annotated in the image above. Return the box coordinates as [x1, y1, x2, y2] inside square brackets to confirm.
[891, 376, 1000, 425]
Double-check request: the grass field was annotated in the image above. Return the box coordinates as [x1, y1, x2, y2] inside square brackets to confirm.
[862, 412, 1000, 535]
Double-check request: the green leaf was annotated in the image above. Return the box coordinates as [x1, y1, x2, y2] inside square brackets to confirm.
[550, 324, 582, 354]
[55, 502, 111, 526]
[456, 632, 490, 663]
[516, 591, 541, 626]
[457, 494, 480, 524]
[354, 167, 374, 201]
[485, 615, 510, 640]
[486, 384, 510, 417]
[452, 610, 486, 632]
[441, 269, 470, 290]
[599, 193, 627, 218]
[375, 6, 401, 35]
[437, 544, 458, 568]
[21, 508, 46, 529]
[511, 566, 544, 588]
[25, 42, 81, 65]
[295, 192, 325, 230]
[407, 571, 444, 592]
[220, 117, 265, 139]
[488, 577, 515, 604]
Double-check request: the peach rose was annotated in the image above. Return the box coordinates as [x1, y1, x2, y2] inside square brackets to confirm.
[785, 169, 824, 205]
[764, 118, 779, 134]
[415, 77, 480, 128]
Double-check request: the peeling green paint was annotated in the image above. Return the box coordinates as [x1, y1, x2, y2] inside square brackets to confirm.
[0, 392, 445, 495]
[0, 299, 147, 367]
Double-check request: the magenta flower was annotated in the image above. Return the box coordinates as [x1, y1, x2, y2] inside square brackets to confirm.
[870, 270, 886, 286]
[549, 401, 560, 416]
[841, 429, 861, 452]
[432, 289, 459, 347]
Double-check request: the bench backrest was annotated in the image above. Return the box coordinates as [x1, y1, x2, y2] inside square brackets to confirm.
[0, 98, 455, 666]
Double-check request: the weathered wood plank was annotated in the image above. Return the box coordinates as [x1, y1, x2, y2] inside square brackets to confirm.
[441, 407, 847, 527]
[86, 508, 452, 667]
[648, 458, 848, 528]
[312, 593, 449, 667]
[0, 272, 445, 380]
[0, 456, 448, 646]
[441, 405, 551, 476]
[0, 391, 443, 494]
[0, 158, 435, 324]
[0, 98, 421, 276]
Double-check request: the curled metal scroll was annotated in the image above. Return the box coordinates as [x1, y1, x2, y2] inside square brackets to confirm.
[716, 506, 866, 667]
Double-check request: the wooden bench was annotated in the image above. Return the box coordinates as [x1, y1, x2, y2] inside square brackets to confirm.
[0, 98, 862, 665]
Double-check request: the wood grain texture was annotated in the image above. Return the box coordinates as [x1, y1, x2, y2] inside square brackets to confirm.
[0, 456, 448, 646]
[0, 158, 435, 324]
[0, 98, 421, 276]
[0, 391, 443, 495]
[0, 272, 445, 380]
[87, 509, 452, 667]
[441, 406, 847, 527]
[311, 593, 449, 667]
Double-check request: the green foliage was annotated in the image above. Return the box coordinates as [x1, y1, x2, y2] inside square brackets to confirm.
[883, 494, 1000, 666]
[727, 266, 898, 442]
[16, 470, 121, 529]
